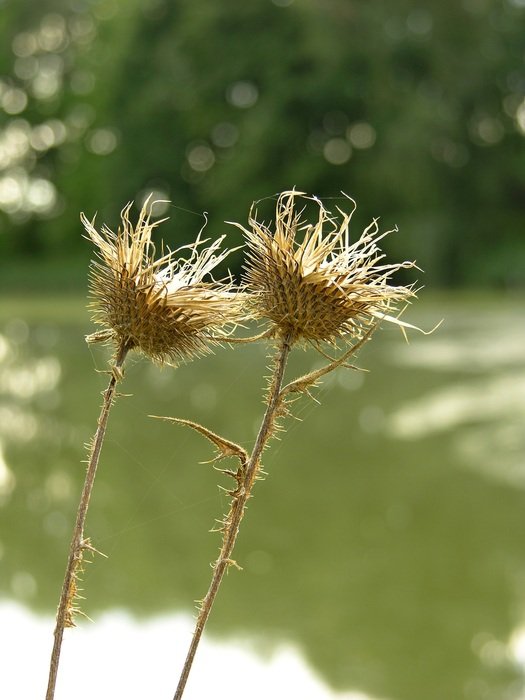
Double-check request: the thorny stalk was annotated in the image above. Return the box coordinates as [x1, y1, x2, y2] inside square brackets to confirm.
[45, 340, 130, 700]
[171, 189, 421, 698]
[173, 333, 293, 700]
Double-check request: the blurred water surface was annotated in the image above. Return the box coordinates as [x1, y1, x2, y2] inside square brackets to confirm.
[0, 294, 524, 700]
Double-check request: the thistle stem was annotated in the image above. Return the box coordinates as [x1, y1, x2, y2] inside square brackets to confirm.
[45, 340, 130, 700]
[173, 333, 293, 700]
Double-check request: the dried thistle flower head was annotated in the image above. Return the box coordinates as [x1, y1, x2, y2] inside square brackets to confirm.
[235, 190, 417, 345]
[82, 198, 243, 365]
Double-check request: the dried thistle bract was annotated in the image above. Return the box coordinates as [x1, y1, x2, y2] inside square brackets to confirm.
[82, 199, 244, 365]
[236, 190, 416, 345]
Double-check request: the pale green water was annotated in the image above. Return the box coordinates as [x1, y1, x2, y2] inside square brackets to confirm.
[0, 294, 524, 700]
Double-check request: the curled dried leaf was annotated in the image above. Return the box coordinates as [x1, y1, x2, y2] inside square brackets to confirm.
[280, 327, 374, 398]
[150, 416, 248, 467]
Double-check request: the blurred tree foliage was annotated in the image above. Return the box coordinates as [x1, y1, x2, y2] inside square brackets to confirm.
[0, 0, 524, 287]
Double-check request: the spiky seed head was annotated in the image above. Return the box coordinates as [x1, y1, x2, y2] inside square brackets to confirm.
[82, 198, 244, 365]
[235, 190, 417, 345]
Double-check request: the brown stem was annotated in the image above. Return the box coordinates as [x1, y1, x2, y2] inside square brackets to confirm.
[173, 333, 293, 700]
[45, 341, 130, 700]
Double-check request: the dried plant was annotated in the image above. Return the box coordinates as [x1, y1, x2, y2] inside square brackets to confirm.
[165, 190, 422, 699]
[84, 201, 243, 364]
[45, 199, 243, 700]
[242, 190, 417, 344]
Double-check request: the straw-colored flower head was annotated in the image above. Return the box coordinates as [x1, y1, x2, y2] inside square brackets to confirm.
[82, 199, 243, 365]
[236, 190, 416, 345]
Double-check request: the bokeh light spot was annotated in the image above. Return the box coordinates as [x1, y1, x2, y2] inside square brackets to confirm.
[14, 56, 39, 81]
[43, 510, 68, 537]
[359, 405, 385, 434]
[31, 55, 64, 100]
[0, 174, 23, 213]
[30, 124, 56, 151]
[138, 189, 170, 216]
[323, 138, 351, 165]
[475, 116, 505, 145]
[190, 383, 218, 411]
[27, 179, 57, 213]
[347, 122, 376, 149]
[88, 128, 119, 155]
[45, 470, 73, 502]
[2, 88, 28, 115]
[12, 32, 38, 57]
[406, 9, 433, 36]
[211, 122, 239, 148]
[11, 571, 37, 600]
[226, 81, 259, 109]
[38, 14, 67, 53]
[186, 143, 215, 172]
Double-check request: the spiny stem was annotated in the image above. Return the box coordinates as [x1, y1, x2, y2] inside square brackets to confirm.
[173, 333, 293, 700]
[45, 340, 130, 700]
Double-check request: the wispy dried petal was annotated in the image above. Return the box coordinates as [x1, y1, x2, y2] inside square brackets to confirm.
[83, 198, 244, 365]
[233, 190, 416, 345]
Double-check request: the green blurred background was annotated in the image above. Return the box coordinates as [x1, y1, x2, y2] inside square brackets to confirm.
[0, 0, 524, 289]
[1, 2, 525, 699]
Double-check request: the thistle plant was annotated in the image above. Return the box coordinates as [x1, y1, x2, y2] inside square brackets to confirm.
[45, 199, 243, 700]
[164, 190, 420, 699]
